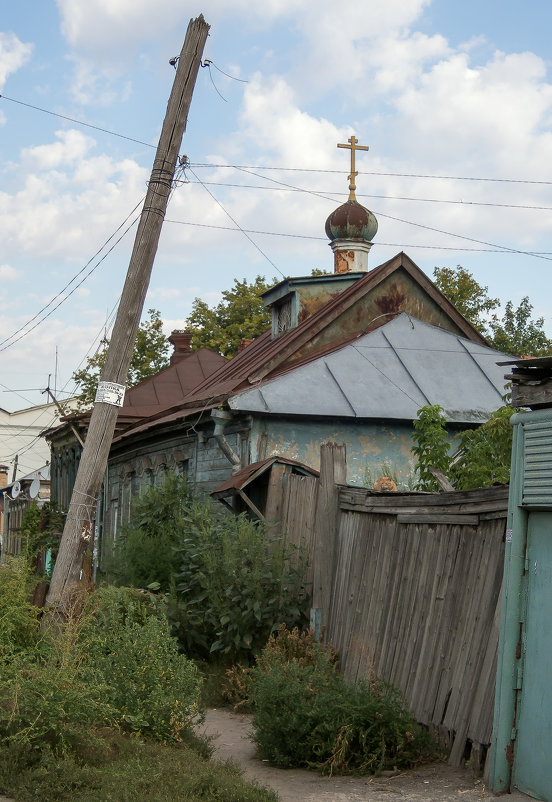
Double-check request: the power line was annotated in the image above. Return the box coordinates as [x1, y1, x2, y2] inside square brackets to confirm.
[230, 165, 552, 263]
[2, 94, 551, 188]
[192, 162, 552, 187]
[181, 178, 552, 212]
[0, 94, 156, 149]
[165, 218, 552, 255]
[187, 167, 286, 278]
[0, 203, 142, 353]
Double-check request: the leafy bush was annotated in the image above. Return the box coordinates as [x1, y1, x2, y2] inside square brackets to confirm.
[0, 557, 40, 656]
[250, 627, 433, 774]
[171, 509, 309, 663]
[450, 406, 514, 489]
[80, 586, 203, 742]
[113, 473, 195, 591]
[412, 404, 453, 491]
[0, 597, 113, 757]
[412, 404, 515, 491]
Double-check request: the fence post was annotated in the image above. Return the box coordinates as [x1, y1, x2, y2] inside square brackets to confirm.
[311, 442, 346, 639]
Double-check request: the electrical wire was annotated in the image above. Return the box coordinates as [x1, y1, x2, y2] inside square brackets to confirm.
[181, 177, 552, 212]
[164, 218, 552, 254]
[2, 94, 551, 188]
[228, 165, 552, 262]
[187, 166, 286, 278]
[0, 205, 142, 353]
[192, 162, 552, 187]
[0, 94, 156, 149]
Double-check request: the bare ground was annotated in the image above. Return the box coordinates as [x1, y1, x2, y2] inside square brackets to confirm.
[199, 709, 531, 802]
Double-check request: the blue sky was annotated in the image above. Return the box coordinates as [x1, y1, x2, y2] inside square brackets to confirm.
[1, 0, 552, 413]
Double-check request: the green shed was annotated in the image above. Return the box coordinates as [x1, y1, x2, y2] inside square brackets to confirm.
[491, 357, 552, 800]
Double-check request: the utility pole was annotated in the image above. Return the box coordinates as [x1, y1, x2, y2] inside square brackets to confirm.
[46, 14, 210, 612]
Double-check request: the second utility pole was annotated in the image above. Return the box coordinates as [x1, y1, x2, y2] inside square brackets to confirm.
[46, 14, 210, 613]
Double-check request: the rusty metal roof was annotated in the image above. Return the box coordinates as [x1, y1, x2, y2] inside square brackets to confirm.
[47, 347, 227, 441]
[178, 251, 489, 408]
[228, 314, 510, 424]
[210, 456, 319, 498]
[107, 252, 500, 443]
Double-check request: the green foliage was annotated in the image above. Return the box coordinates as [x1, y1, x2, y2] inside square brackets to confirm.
[71, 308, 170, 411]
[0, 569, 202, 772]
[411, 405, 453, 491]
[412, 404, 515, 490]
[20, 501, 65, 567]
[433, 265, 499, 334]
[0, 596, 113, 758]
[81, 587, 202, 742]
[186, 275, 275, 357]
[450, 406, 515, 490]
[0, 726, 278, 802]
[113, 473, 195, 591]
[433, 265, 552, 356]
[489, 297, 552, 357]
[250, 627, 433, 774]
[0, 558, 40, 656]
[111, 472, 309, 663]
[171, 509, 309, 663]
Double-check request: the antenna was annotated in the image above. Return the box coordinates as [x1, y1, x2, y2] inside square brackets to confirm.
[10, 481, 21, 499]
[29, 478, 40, 499]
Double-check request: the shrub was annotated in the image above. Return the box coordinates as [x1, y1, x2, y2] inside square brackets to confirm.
[0, 595, 113, 758]
[80, 586, 203, 742]
[171, 509, 309, 663]
[250, 627, 433, 774]
[450, 406, 514, 489]
[113, 473, 195, 591]
[412, 404, 453, 491]
[0, 557, 40, 656]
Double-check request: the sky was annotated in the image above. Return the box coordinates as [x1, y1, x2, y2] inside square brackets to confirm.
[1, 0, 552, 414]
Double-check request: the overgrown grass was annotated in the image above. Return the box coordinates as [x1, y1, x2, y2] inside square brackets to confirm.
[0, 730, 278, 802]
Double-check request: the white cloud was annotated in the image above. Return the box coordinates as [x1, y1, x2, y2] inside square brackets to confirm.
[0, 264, 20, 280]
[0, 32, 33, 88]
[0, 129, 149, 261]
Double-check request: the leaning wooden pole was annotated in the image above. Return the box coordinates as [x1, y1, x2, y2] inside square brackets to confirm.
[46, 15, 210, 612]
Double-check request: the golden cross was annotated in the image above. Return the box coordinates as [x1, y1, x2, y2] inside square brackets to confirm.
[337, 135, 369, 201]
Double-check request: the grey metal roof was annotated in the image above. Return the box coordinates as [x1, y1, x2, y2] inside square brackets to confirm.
[228, 314, 509, 424]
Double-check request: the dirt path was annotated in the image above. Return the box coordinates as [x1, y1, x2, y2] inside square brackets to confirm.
[199, 709, 531, 802]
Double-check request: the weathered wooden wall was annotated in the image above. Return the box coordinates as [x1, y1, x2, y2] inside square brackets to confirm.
[279, 446, 508, 767]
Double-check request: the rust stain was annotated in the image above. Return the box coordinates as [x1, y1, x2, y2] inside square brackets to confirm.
[505, 741, 515, 767]
[375, 283, 407, 314]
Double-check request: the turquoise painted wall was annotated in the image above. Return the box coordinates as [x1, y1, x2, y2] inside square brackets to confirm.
[250, 417, 419, 488]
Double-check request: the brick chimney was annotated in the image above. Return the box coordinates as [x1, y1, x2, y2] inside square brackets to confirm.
[168, 330, 192, 365]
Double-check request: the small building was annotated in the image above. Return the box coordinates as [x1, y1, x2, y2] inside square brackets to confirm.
[46, 138, 512, 569]
[0, 465, 51, 560]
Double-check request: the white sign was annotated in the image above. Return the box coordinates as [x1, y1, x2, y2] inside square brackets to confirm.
[95, 381, 125, 408]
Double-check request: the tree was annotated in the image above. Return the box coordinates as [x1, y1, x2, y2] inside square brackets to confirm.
[433, 265, 552, 356]
[71, 308, 170, 411]
[433, 265, 499, 335]
[489, 297, 552, 357]
[186, 276, 276, 357]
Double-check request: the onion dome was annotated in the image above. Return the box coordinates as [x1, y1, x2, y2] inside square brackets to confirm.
[325, 199, 378, 243]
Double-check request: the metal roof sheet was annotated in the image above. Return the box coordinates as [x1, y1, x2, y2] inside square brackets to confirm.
[210, 456, 319, 498]
[228, 314, 509, 424]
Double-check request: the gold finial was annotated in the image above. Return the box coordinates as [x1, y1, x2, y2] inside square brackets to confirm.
[337, 135, 369, 201]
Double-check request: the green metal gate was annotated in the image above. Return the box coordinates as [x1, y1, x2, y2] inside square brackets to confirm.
[490, 411, 552, 800]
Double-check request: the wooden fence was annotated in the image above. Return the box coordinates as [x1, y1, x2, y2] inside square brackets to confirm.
[277, 444, 508, 770]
